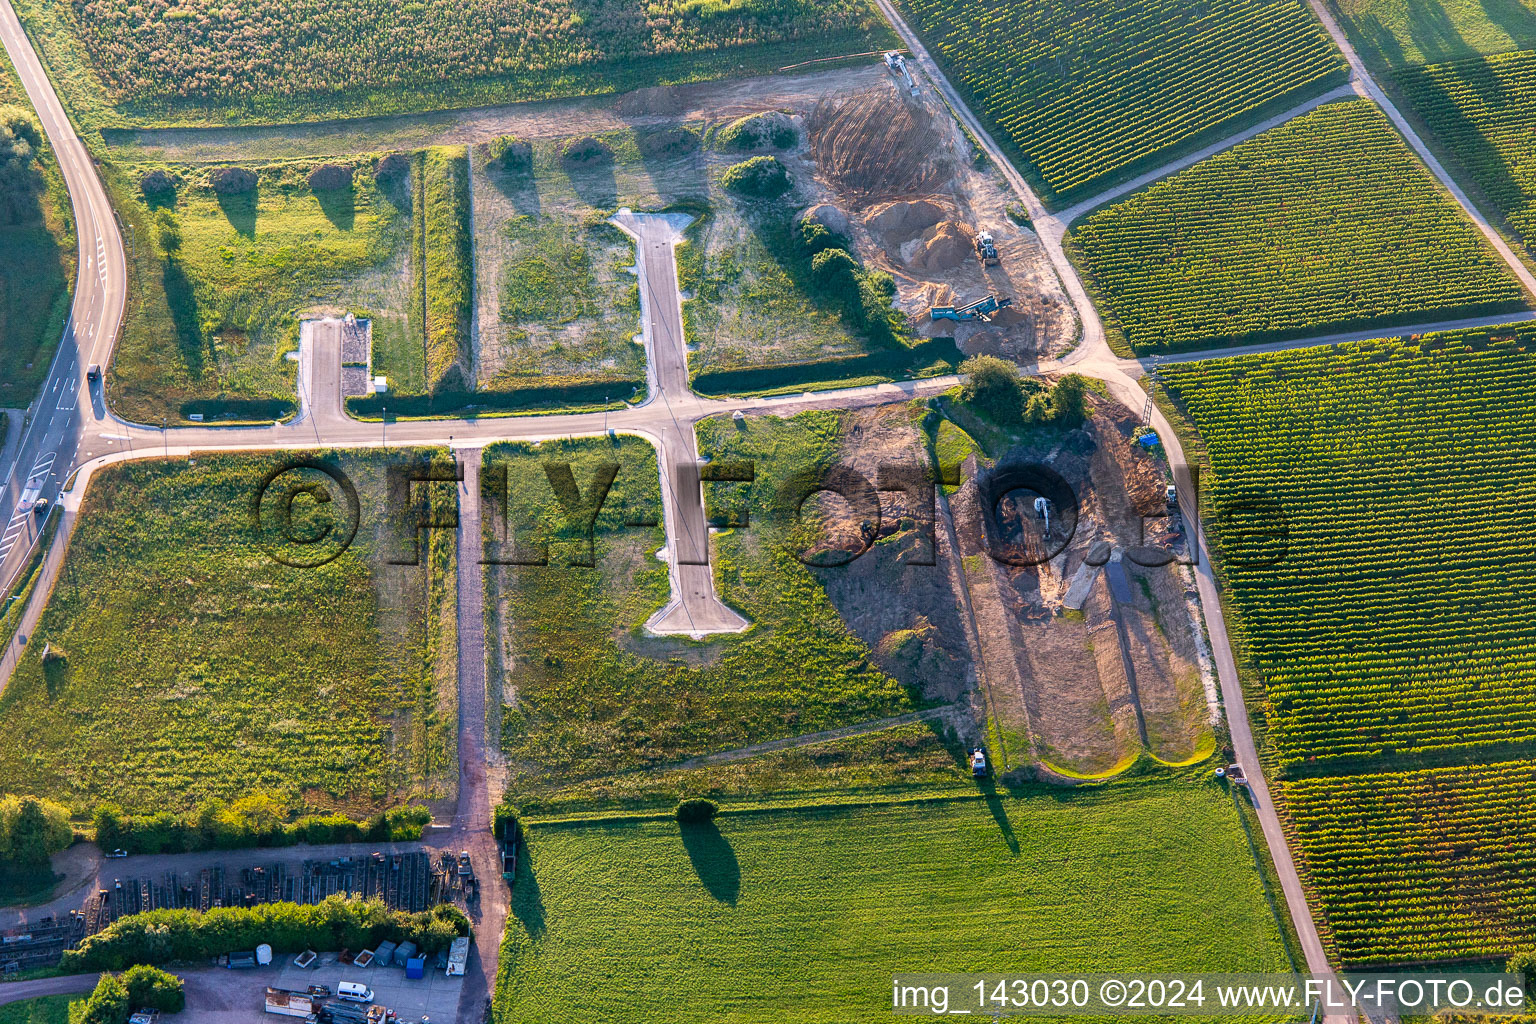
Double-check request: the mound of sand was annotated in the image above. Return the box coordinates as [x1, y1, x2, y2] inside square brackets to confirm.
[798, 202, 851, 238]
[807, 82, 954, 206]
[864, 199, 946, 241]
[913, 220, 975, 272]
[618, 85, 684, 116]
[914, 281, 956, 310]
[990, 303, 1029, 327]
[960, 329, 1008, 357]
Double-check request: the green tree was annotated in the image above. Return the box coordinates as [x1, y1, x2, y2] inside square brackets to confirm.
[93, 804, 125, 853]
[959, 355, 1025, 423]
[70, 973, 130, 1024]
[123, 964, 185, 1013]
[10, 798, 53, 867]
[0, 105, 42, 225]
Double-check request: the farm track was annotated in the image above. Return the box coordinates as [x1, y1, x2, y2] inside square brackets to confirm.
[6, 0, 1536, 1009]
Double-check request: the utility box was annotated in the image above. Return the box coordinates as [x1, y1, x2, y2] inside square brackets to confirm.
[393, 941, 417, 966]
[405, 957, 425, 980]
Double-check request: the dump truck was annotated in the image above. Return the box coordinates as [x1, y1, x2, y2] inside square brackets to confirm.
[447, 936, 470, 977]
[266, 988, 318, 1018]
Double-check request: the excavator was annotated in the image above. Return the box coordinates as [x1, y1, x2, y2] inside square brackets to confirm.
[930, 294, 1013, 323]
[883, 51, 919, 95]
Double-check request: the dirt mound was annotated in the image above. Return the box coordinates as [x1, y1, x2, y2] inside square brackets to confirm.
[560, 136, 613, 168]
[638, 126, 700, 158]
[798, 202, 851, 238]
[990, 303, 1029, 327]
[913, 220, 975, 272]
[864, 199, 946, 241]
[914, 281, 956, 310]
[618, 85, 684, 116]
[807, 82, 953, 207]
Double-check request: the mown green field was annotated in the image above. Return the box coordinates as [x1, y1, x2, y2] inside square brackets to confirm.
[1396, 50, 1536, 257]
[14, 0, 893, 131]
[0, 996, 71, 1024]
[1161, 329, 1536, 964]
[109, 157, 412, 423]
[487, 420, 926, 801]
[0, 50, 75, 402]
[495, 775, 1291, 1023]
[892, 0, 1345, 205]
[1072, 100, 1524, 354]
[1328, 0, 1536, 68]
[0, 450, 457, 816]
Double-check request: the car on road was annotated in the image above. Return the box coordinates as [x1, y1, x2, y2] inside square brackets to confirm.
[87, 363, 101, 381]
[104, 848, 128, 858]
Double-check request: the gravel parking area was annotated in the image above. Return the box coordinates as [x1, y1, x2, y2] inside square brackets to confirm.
[182, 953, 463, 1023]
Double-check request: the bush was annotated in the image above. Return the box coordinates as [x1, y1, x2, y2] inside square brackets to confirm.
[138, 170, 177, 206]
[675, 798, 718, 825]
[1510, 950, 1536, 996]
[959, 355, 1025, 423]
[721, 155, 791, 198]
[209, 166, 256, 195]
[0, 794, 72, 870]
[61, 895, 471, 972]
[485, 135, 532, 173]
[718, 112, 798, 151]
[374, 152, 410, 184]
[155, 210, 181, 255]
[559, 136, 613, 168]
[306, 163, 353, 191]
[71, 973, 130, 1024]
[421, 148, 471, 395]
[795, 217, 845, 256]
[0, 105, 41, 223]
[123, 965, 185, 1013]
[810, 247, 860, 299]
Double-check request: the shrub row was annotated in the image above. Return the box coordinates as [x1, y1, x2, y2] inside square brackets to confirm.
[62, 896, 470, 972]
[689, 337, 960, 396]
[93, 799, 431, 856]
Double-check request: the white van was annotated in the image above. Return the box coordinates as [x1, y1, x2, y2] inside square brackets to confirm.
[336, 982, 373, 1003]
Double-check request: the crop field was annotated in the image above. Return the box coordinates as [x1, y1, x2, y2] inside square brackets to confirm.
[0, 50, 75, 400]
[486, 419, 925, 792]
[109, 157, 412, 423]
[1071, 100, 1524, 354]
[1288, 760, 1536, 964]
[891, 0, 1345, 204]
[1396, 50, 1536, 257]
[1161, 331, 1536, 771]
[1329, 0, 1536, 69]
[0, 450, 458, 815]
[495, 775, 1291, 1022]
[16, 0, 894, 130]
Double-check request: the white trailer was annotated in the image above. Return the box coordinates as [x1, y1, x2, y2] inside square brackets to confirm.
[447, 936, 470, 977]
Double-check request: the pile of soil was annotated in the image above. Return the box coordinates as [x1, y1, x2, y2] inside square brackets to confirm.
[618, 85, 684, 116]
[638, 127, 700, 158]
[798, 202, 851, 237]
[912, 219, 974, 272]
[560, 136, 613, 168]
[960, 329, 1007, 356]
[914, 281, 956, 310]
[864, 198, 946, 241]
[807, 82, 952, 207]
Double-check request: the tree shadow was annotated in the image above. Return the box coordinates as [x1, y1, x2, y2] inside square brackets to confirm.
[315, 185, 356, 232]
[215, 189, 257, 237]
[680, 822, 740, 904]
[511, 846, 547, 938]
[162, 258, 206, 377]
[978, 777, 1020, 855]
[1481, 0, 1536, 52]
[567, 162, 619, 211]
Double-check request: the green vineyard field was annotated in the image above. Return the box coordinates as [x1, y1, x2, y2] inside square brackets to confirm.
[1398, 50, 1536, 256]
[892, 0, 1345, 204]
[1072, 100, 1524, 353]
[1290, 760, 1536, 964]
[1161, 332, 1536, 772]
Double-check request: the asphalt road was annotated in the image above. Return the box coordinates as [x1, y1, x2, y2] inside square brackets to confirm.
[0, 972, 98, 1006]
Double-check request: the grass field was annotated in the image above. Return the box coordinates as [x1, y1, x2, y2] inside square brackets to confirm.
[1396, 50, 1536, 258]
[1327, 0, 1536, 68]
[494, 774, 1291, 1022]
[14, 0, 893, 131]
[0, 50, 75, 404]
[1071, 100, 1525, 354]
[487, 422, 925, 794]
[0, 450, 457, 816]
[892, 0, 1345, 205]
[0, 996, 71, 1024]
[108, 157, 412, 422]
[1160, 329, 1536, 963]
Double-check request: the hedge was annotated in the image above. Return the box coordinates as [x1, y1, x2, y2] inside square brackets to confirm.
[421, 148, 472, 396]
[690, 338, 960, 396]
[94, 802, 430, 856]
[62, 896, 470, 972]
